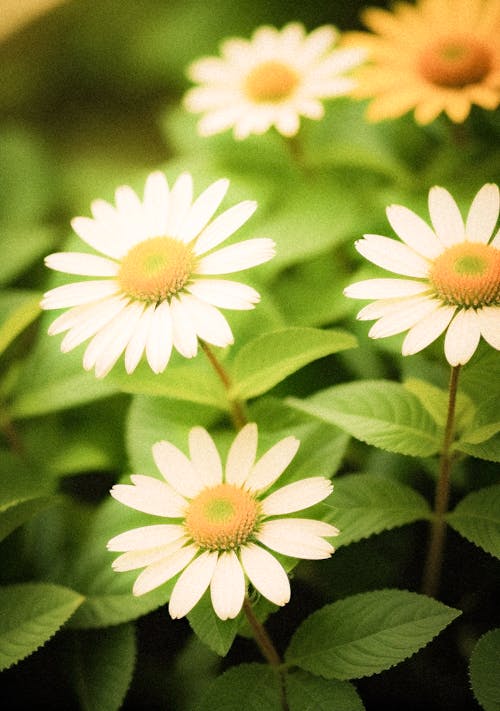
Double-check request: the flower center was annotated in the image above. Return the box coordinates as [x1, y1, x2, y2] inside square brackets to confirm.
[185, 483, 259, 551]
[244, 60, 299, 102]
[418, 36, 492, 88]
[118, 236, 194, 303]
[429, 242, 500, 307]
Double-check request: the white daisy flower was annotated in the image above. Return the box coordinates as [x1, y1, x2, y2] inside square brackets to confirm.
[184, 22, 365, 140]
[41, 172, 275, 377]
[107, 424, 338, 621]
[344, 183, 500, 366]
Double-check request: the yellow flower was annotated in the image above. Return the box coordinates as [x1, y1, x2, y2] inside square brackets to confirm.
[344, 0, 500, 124]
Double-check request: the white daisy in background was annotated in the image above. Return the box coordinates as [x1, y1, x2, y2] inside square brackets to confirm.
[108, 424, 338, 621]
[184, 22, 365, 140]
[344, 183, 500, 366]
[41, 172, 275, 377]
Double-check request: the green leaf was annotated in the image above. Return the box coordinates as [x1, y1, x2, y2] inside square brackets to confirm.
[285, 589, 461, 680]
[460, 347, 500, 403]
[0, 495, 55, 543]
[0, 291, 41, 356]
[188, 591, 240, 657]
[469, 629, 500, 711]
[230, 328, 357, 401]
[71, 624, 136, 711]
[403, 377, 475, 432]
[288, 381, 441, 457]
[458, 396, 500, 445]
[286, 671, 364, 711]
[0, 582, 84, 671]
[326, 473, 431, 547]
[446, 485, 500, 559]
[196, 663, 281, 711]
[454, 434, 500, 463]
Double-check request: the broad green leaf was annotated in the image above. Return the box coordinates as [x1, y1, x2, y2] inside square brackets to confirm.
[230, 328, 357, 400]
[288, 381, 441, 457]
[469, 629, 500, 711]
[325, 473, 431, 547]
[403, 377, 475, 432]
[458, 396, 500, 445]
[71, 624, 136, 711]
[196, 663, 281, 711]
[0, 495, 55, 543]
[454, 434, 500, 463]
[0, 228, 56, 287]
[460, 347, 500, 403]
[286, 670, 364, 711]
[285, 589, 461, 680]
[0, 291, 41, 356]
[446, 485, 500, 559]
[0, 582, 84, 671]
[188, 591, 240, 657]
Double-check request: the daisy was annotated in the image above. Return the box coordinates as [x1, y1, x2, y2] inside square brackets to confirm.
[41, 172, 275, 377]
[183, 22, 365, 140]
[107, 424, 338, 621]
[344, 0, 500, 124]
[344, 183, 500, 366]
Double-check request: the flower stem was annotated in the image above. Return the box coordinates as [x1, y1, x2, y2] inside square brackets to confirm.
[421, 365, 461, 598]
[200, 341, 247, 430]
[243, 597, 288, 710]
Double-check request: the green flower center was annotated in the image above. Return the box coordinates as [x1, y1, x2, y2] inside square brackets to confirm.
[418, 36, 492, 88]
[429, 242, 500, 307]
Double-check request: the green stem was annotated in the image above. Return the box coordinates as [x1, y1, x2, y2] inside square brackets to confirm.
[200, 341, 247, 430]
[0, 408, 23, 456]
[282, 133, 310, 175]
[421, 365, 461, 597]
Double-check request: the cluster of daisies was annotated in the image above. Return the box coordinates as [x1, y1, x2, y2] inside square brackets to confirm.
[40, 0, 499, 622]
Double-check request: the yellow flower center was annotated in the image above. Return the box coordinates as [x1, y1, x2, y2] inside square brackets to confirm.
[418, 36, 492, 88]
[244, 60, 299, 102]
[429, 242, 500, 307]
[184, 483, 259, 551]
[118, 236, 195, 303]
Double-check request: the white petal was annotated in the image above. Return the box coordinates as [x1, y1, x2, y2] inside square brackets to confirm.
[357, 294, 430, 321]
[58, 296, 128, 350]
[107, 524, 186, 551]
[465, 183, 499, 243]
[197, 238, 275, 275]
[178, 293, 233, 348]
[112, 540, 186, 571]
[41, 280, 120, 310]
[194, 201, 257, 256]
[145, 301, 173, 373]
[257, 519, 337, 559]
[344, 278, 430, 300]
[169, 551, 219, 619]
[444, 309, 481, 366]
[313, 47, 366, 76]
[476, 306, 500, 349]
[133, 544, 198, 596]
[124, 302, 157, 373]
[402, 304, 456, 355]
[90, 198, 116, 223]
[115, 185, 143, 220]
[386, 204, 443, 259]
[368, 297, 441, 339]
[93, 301, 146, 378]
[245, 436, 300, 493]
[188, 427, 223, 487]
[45, 252, 119, 277]
[429, 186, 465, 247]
[355, 234, 430, 277]
[143, 171, 169, 236]
[152, 440, 204, 498]
[110, 475, 187, 517]
[492, 227, 500, 248]
[210, 551, 245, 620]
[178, 178, 229, 243]
[298, 25, 336, 64]
[225, 423, 258, 486]
[261, 477, 333, 516]
[187, 279, 260, 310]
[275, 110, 300, 137]
[196, 106, 247, 137]
[71, 216, 123, 259]
[170, 296, 199, 358]
[165, 173, 193, 238]
[240, 543, 290, 606]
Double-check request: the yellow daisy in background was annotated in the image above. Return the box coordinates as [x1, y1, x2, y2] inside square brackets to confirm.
[344, 0, 500, 124]
[41, 172, 275, 377]
[108, 424, 338, 621]
[184, 22, 365, 139]
[344, 183, 500, 366]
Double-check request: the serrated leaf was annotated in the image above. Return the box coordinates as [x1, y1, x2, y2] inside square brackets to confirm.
[71, 624, 136, 711]
[285, 589, 461, 680]
[446, 485, 500, 559]
[230, 328, 357, 400]
[188, 591, 240, 657]
[458, 396, 500, 445]
[288, 381, 441, 457]
[403, 377, 475, 432]
[196, 663, 281, 711]
[469, 629, 500, 711]
[0, 582, 84, 671]
[286, 670, 364, 711]
[454, 434, 500, 462]
[325, 473, 431, 547]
